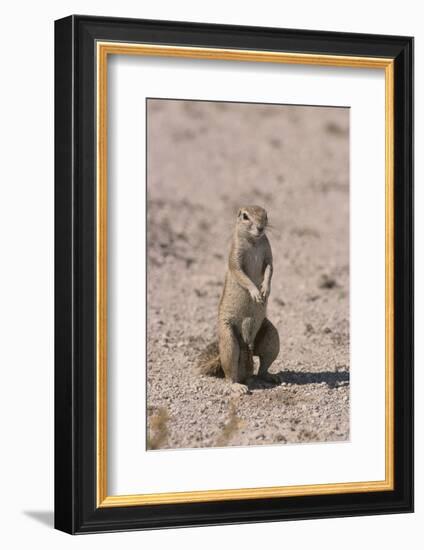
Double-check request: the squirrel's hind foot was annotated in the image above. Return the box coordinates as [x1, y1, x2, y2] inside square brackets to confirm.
[229, 383, 251, 396]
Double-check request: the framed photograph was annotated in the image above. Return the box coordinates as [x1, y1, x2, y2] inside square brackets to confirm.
[54, 15, 413, 534]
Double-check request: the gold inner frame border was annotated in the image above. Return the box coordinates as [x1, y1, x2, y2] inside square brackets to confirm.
[96, 41, 394, 508]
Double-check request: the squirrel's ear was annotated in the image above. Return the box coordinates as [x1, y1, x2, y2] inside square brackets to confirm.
[237, 208, 242, 218]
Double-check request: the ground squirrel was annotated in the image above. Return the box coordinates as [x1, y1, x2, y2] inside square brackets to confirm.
[197, 205, 280, 394]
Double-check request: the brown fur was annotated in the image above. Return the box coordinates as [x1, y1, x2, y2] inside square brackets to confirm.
[196, 342, 223, 377]
[196, 339, 254, 378]
[197, 206, 280, 391]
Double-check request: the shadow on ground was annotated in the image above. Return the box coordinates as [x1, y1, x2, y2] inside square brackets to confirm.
[248, 370, 349, 390]
[278, 370, 349, 387]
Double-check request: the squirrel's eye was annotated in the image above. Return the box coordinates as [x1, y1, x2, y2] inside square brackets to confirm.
[242, 213, 249, 221]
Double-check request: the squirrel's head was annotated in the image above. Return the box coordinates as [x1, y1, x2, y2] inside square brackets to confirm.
[236, 205, 268, 241]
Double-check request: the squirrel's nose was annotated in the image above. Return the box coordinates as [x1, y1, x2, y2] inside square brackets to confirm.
[257, 225, 264, 233]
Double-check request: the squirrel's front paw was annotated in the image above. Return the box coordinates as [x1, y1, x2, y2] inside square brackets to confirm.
[249, 287, 263, 303]
[260, 283, 270, 300]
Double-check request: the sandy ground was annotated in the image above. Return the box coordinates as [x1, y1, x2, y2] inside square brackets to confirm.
[146, 99, 349, 450]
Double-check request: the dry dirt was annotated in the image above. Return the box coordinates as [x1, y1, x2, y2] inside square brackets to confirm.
[146, 99, 349, 450]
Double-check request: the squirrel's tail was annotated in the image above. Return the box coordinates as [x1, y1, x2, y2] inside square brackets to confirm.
[196, 341, 224, 377]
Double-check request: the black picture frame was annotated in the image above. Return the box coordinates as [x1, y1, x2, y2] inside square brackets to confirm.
[55, 14, 414, 534]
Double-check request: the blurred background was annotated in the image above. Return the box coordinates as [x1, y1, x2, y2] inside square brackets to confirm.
[147, 99, 350, 449]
